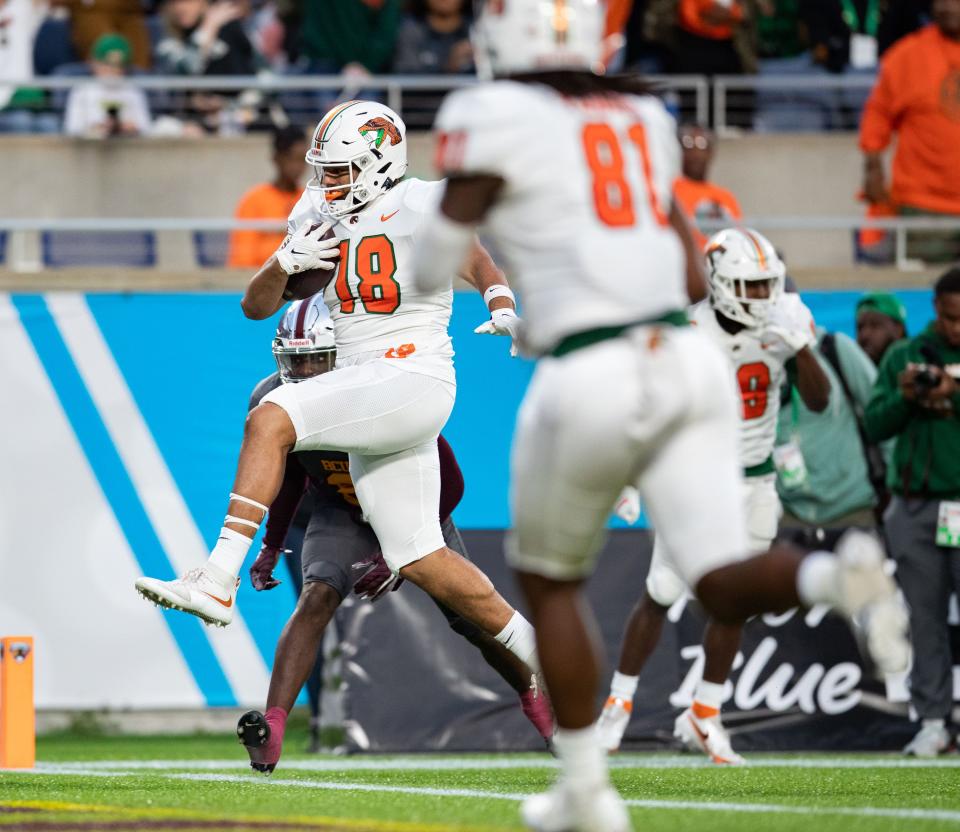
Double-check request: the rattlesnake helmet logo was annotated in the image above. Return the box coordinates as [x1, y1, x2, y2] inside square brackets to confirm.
[940, 68, 960, 122]
[359, 117, 403, 149]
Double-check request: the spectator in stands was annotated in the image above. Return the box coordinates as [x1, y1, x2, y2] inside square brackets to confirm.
[672, 124, 742, 247]
[860, 0, 960, 262]
[865, 268, 960, 758]
[392, 0, 471, 127]
[227, 125, 307, 268]
[0, 0, 60, 134]
[775, 284, 886, 547]
[617, 0, 678, 73]
[856, 291, 908, 366]
[155, 0, 257, 76]
[55, 0, 151, 70]
[155, 0, 260, 134]
[665, 0, 766, 128]
[63, 33, 151, 138]
[284, 0, 400, 117]
[393, 0, 472, 75]
[297, 0, 400, 78]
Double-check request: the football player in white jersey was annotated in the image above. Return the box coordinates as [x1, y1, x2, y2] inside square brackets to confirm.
[413, 2, 908, 830]
[134, 101, 543, 693]
[597, 228, 831, 764]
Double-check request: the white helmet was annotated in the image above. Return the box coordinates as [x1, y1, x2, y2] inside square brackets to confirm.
[273, 293, 336, 383]
[705, 228, 785, 329]
[305, 100, 408, 219]
[472, 0, 605, 80]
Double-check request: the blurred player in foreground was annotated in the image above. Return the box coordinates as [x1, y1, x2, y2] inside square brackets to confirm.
[597, 229, 830, 762]
[237, 296, 553, 771]
[415, 3, 909, 829]
[135, 100, 542, 694]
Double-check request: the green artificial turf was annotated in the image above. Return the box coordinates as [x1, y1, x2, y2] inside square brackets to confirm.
[0, 733, 957, 831]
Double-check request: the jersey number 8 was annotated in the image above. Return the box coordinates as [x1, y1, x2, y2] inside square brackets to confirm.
[335, 234, 401, 315]
[581, 123, 669, 229]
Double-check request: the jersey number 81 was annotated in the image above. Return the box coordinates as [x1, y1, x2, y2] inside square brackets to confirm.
[581, 123, 669, 229]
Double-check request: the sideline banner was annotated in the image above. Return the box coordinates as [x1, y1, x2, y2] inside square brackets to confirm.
[344, 530, 955, 752]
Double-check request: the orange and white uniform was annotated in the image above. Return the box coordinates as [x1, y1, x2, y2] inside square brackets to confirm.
[435, 79, 748, 586]
[262, 177, 458, 573]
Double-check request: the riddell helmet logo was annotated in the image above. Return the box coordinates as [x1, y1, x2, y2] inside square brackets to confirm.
[359, 118, 403, 149]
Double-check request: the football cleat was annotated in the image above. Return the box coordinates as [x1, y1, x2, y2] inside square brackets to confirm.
[135, 565, 238, 627]
[522, 781, 632, 832]
[237, 710, 282, 774]
[597, 696, 632, 753]
[834, 530, 911, 675]
[904, 722, 952, 758]
[674, 708, 745, 765]
[520, 674, 556, 752]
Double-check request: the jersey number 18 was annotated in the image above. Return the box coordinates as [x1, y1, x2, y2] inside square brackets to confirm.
[334, 234, 401, 315]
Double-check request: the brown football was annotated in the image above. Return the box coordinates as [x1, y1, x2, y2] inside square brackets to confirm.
[282, 224, 341, 301]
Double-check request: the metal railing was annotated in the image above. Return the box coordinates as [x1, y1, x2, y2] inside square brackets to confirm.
[2, 215, 958, 273]
[4, 73, 712, 130]
[2, 71, 877, 132]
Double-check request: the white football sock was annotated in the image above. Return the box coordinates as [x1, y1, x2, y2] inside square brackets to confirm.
[693, 679, 725, 712]
[797, 551, 840, 607]
[554, 725, 608, 789]
[610, 671, 639, 702]
[495, 611, 540, 673]
[208, 526, 254, 579]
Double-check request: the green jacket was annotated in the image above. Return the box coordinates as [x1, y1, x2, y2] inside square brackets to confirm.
[864, 324, 960, 498]
[302, 0, 401, 73]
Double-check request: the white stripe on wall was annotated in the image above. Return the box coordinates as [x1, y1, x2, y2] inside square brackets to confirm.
[46, 293, 271, 704]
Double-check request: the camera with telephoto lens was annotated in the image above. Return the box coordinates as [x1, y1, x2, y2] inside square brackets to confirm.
[914, 366, 941, 392]
[913, 342, 945, 394]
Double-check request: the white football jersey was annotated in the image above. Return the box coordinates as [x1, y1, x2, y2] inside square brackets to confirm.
[435, 80, 686, 354]
[287, 178, 454, 381]
[690, 302, 793, 468]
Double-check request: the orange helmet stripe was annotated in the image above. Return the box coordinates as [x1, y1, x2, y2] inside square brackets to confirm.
[315, 100, 363, 146]
[553, 0, 569, 42]
[743, 229, 768, 269]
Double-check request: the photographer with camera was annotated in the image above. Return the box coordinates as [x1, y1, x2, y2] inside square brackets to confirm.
[865, 267, 960, 757]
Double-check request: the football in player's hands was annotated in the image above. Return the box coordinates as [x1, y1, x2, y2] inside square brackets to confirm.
[277, 222, 342, 299]
[283, 266, 336, 301]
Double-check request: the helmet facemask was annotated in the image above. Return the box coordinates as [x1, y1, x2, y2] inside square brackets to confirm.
[272, 338, 337, 383]
[273, 293, 337, 383]
[709, 272, 783, 329]
[306, 152, 381, 219]
[705, 229, 785, 330]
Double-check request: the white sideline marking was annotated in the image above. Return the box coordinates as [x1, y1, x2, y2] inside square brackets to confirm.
[16, 767, 960, 824]
[34, 755, 960, 772]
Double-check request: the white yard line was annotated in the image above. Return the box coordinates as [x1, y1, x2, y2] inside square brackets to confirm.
[13, 767, 960, 824]
[32, 755, 960, 773]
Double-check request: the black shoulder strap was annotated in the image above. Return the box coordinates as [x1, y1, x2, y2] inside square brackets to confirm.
[819, 333, 888, 504]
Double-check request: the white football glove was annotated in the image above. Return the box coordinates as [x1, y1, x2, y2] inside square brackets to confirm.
[764, 294, 816, 355]
[613, 485, 641, 525]
[474, 307, 522, 357]
[275, 221, 340, 275]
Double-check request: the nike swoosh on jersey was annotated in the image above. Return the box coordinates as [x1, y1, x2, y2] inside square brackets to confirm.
[381, 210, 399, 222]
[201, 590, 233, 609]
